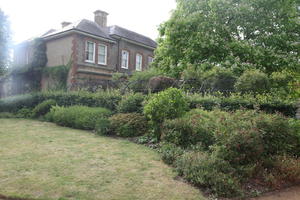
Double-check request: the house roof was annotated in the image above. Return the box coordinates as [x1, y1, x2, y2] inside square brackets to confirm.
[42, 19, 157, 49]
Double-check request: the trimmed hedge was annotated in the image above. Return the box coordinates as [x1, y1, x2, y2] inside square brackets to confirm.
[32, 99, 56, 117]
[187, 93, 296, 117]
[0, 90, 122, 113]
[46, 105, 112, 130]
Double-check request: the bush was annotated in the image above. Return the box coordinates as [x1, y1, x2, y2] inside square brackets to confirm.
[117, 93, 145, 113]
[0, 112, 16, 118]
[0, 94, 39, 113]
[16, 108, 33, 118]
[109, 113, 148, 137]
[235, 69, 270, 94]
[47, 105, 112, 130]
[144, 88, 189, 139]
[159, 143, 184, 165]
[161, 110, 216, 149]
[128, 68, 163, 93]
[175, 151, 242, 197]
[32, 99, 56, 117]
[95, 118, 111, 135]
[148, 76, 177, 92]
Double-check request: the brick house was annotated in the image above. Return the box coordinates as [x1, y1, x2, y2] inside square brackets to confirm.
[13, 10, 156, 89]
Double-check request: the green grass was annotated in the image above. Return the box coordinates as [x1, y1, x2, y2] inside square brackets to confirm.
[0, 119, 205, 200]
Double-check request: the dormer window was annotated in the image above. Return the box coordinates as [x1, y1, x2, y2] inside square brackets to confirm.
[85, 41, 95, 63]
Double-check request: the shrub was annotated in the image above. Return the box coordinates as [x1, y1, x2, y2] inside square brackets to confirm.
[161, 110, 216, 149]
[32, 99, 56, 117]
[144, 88, 189, 140]
[117, 93, 145, 113]
[148, 76, 177, 92]
[95, 118, 111, 135]
[16, 108, 33, 118]
[128, 68, 163, 92]
[0, 112, 16, 118]
[0, 94, 39, 113]
[175, 151, 242, 197]
[235, 69, 270, 94]
[159, 143, 184, 165]
[109, 113, 148, 137]
[47, 105, 112, 130]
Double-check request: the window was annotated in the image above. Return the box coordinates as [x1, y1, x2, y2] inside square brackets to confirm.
[148, 56, 154, 65]
[98, 44, 107, 65]
[121, 50, 129, 69]
[85, 41, 95, 62]
[135, 53, 142, 71]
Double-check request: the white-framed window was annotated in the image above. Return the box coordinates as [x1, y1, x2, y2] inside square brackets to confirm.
[121, 50, 129, 69]
[135, 53, 143, 71]
[85, 41, 95, 63]
[148, 56, 154, 65]
[98, 44, 107, 65]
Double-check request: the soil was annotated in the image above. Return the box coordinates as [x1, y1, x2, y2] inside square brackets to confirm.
[250, 185, 300, 200]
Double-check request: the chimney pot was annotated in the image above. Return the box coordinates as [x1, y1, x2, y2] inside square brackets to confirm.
[94, 10, 109, 27]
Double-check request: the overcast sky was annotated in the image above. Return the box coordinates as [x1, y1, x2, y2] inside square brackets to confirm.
[1, 0, 177, 43]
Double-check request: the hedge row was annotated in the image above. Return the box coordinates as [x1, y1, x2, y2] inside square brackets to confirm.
[188, 94, 297, 117]
[0, 90, 122, 113]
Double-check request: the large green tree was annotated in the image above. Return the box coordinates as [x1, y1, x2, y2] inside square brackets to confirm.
[154, 0, 300, 77]
[0, 8, 10, 75]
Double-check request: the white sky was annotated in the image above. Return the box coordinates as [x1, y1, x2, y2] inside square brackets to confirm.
[1, 0, 177, 44]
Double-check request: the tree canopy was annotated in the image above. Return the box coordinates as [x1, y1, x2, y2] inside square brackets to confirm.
[154, 0, 300, 77]
[0, 8, 11, 75]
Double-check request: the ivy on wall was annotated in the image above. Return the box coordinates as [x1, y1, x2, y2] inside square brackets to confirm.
[42, 63, 70, 90]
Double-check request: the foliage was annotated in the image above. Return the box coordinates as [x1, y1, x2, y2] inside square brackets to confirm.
[182, 65, 237, 93]
[128, 68, 163, 92]
[0, 94, 40, 113]
[148, 76, 177, 92]
[109, 113, 148, 137]
[46, 105, 112, 130]
[0, 112, 15, 118]
[95, 118, 111, 135]
[187, 93, 297, 117]
[159, 143, 184, 165]
[117, 93, 145, 113]
[32, 99, 56, 117]
[175, 151, 242, 197]
[0, 9, 11, 75]
[144, 88, 189, 140]
[161, 110, 216, 149]
[16, 108, 32, 118]
[234, 69, 270, 94]
[42, 64, 70, 90]
[154, 0, 300, 77]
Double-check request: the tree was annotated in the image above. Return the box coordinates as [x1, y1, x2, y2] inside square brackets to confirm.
[154, 0, 300, 77]
[0, 8, 11, 75]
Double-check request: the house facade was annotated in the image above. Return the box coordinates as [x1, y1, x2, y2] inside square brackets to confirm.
[13, 10, 156, 90]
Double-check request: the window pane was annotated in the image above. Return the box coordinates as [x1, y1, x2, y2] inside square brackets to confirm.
[122, 51, 128, 68]
[86, 41, 95, 62]
[98, 45, 107, 64]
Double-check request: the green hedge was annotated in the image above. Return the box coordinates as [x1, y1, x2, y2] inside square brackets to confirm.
[0, 90, 122, 113]
[187, 93, 296, 117]
[46, 105, 112, 130]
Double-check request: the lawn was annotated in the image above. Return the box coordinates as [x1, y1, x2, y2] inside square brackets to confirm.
[0, 119, 204, 200]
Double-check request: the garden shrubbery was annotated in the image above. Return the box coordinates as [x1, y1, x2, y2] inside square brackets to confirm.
[117, 93, 145, 113]
[32, 99, 56, 117]
[108, 113, 148, 137]
[46, 105, 112, 130]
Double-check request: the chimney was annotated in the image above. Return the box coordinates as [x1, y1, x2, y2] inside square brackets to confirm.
[94, 10, 108, 27]
[61, 21, 71, 28]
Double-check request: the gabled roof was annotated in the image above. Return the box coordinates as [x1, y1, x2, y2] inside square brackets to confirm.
[42, 19, 156, 49]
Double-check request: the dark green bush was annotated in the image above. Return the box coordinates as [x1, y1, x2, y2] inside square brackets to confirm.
[128, 68, 163, 93]
[161, 110, 216, 149]
[16, 108, 33, 118]
[235, 69, 270, 94]
[32, 99, 56, 117]
[117, 93, 145, 113]
[47, 105, 112, 130]
[109, 113, 148, 137]
[175, 151, 242, 197]
[159, 143, 184, 165]
[0, 94, 39, 113]
[95, 118, 111, 135]
[0, 112, 16, 118]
